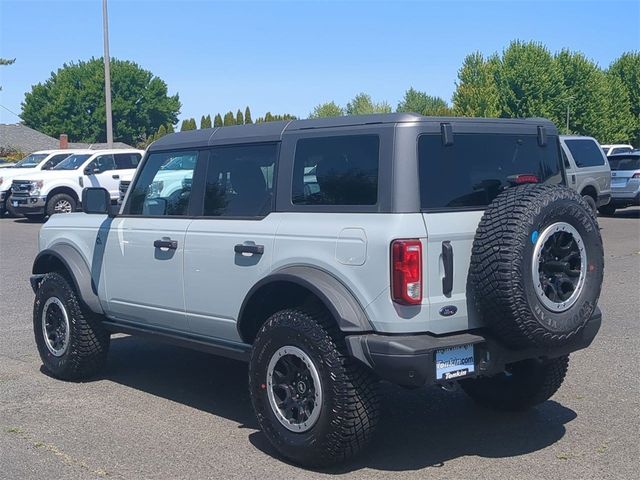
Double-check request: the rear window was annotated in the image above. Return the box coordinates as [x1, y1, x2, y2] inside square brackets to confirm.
[419, 133, 562, 210]
[608, 155, 640, 171]
[292, 135, 379, 206]
[564, 139, 605, 168]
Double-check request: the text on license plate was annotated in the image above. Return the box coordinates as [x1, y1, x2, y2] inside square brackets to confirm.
[435, 344, 475, 380]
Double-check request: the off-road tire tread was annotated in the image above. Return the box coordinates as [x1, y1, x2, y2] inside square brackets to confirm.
[250, 306, 379, 467]
[34, 272, 110, 380]
[470, 184, 603, 348]
[460, 355, 569, 411]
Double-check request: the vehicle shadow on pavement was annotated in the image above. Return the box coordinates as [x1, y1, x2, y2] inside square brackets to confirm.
[103, 336, 576, 472]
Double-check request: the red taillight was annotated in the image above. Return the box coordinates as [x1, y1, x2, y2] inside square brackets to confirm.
[515, 174, 539, 184]
[391, 239, 422, 305]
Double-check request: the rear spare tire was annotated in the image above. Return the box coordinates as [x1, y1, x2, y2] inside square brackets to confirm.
[470, 184, 603, 348]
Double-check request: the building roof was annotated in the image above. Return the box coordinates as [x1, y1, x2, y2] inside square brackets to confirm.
[0, 123, 133, 154]
[0, 123, 59, 153]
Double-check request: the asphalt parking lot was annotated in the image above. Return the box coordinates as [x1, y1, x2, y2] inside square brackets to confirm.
[1, 210, 638, 480]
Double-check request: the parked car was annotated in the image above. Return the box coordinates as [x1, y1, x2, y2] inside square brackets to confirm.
[0, 150, 77, 216]
[598, 152, 640, 215]
[601, 144, 634, 156]
[10, 149, 143, 220]
[560, 135, 611, 212]
[30, 115, 604, 467]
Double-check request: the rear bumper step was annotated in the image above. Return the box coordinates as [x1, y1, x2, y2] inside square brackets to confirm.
[345, 307, 602, 387]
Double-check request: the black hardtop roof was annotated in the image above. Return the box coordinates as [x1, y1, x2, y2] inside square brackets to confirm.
[148, 113, 558, 151]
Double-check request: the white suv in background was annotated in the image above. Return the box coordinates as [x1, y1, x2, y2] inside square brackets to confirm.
[10, 149, 143, 220]
[601, 144, 634, 156]
[0, 150, 77, 216]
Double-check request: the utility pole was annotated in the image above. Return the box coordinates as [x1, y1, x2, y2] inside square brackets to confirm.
[566, 103, 570, 135]
[102, 0, 113, 148]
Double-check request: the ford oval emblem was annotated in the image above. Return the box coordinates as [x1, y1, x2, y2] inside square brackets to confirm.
[439, 305, 458, 317]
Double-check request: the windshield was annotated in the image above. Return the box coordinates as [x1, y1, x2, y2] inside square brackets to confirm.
[54, 154, 92, 170]
[13, 153, 48, 168]
[608, 155, 640, 171]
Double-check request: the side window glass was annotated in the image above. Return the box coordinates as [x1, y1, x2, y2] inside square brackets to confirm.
[564, 140, 605, 168]
[127, 151, 197, 216]
[42, 153, 70, 170]
[292, 135, 379, 206]
[114, 153, 141, 170]
[92, 154, 115, 172]
[203, 144, 278, 217]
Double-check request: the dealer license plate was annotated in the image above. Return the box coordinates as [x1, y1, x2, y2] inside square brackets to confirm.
[435, 344, 475, 381]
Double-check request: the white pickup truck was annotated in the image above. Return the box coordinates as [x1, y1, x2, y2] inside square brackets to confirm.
[10, 149, 143, 220]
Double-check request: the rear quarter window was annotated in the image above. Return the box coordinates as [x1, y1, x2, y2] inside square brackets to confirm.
[419, 133, 562, 210]
[564, 139, 605, 168]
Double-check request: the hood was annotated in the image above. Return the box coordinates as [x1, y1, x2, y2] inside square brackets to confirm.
[0, 167, 39, 187]
[6, 169, 81, 183]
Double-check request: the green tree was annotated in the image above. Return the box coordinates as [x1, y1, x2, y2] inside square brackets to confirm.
[309, 101, 344, 118]
[609, 52, 640, 145]
[214, 113, 223, 127]
[156, 124, 167, 139]
[21, 57, 180, 144]
[223, 111, 235, 126]
[397, 88, 451, 115]
[493, 41, 565, 124]
[236, 109, 244, 125]
[200, 114, 212, 129]
[244, 106, 253, 124]
[345, 93, 392, 115]
[180, 118, 196, 131]
[452, 52, 501, 117]
[601, 74, 635, 143]
[166, 123, 175, 133]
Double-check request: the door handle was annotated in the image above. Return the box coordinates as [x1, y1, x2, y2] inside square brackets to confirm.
[154, 239, 178, 250]
[442, 241, 453, 297]
[112, 174, 120, 179]
[234, 243, 264, 255]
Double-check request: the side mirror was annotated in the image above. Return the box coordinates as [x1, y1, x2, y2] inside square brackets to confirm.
[82, 187, 111, 215]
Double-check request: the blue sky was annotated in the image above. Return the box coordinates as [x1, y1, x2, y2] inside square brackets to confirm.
[1, 0, 639, 125]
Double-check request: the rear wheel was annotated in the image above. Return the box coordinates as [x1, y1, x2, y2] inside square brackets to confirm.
[46, 193, 76, 217]
[598, 203, 616, 216]
[459, 355, 569, 411]
[249, 308, 379, 467]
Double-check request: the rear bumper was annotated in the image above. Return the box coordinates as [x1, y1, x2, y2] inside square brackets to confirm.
[610, 191, 640, 207]
[345, 307, 602, 387]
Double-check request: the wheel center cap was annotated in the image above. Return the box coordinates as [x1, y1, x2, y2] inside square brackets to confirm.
[296, 381, 307, 394]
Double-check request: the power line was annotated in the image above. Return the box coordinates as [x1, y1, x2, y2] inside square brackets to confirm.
[0, 103, 22, 120]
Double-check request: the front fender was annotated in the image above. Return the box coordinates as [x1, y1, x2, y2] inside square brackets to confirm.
[32, 244, 103, 315]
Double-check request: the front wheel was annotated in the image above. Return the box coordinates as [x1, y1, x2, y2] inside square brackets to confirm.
[249, 308, 379, 467]
[33, 272, 110, 380]
[46, 193, 76, 216]
[459, 355, 569, 411]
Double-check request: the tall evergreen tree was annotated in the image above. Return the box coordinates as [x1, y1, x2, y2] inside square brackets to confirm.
[223, 111, 235, 126]
[236, 109, 244, 125]
[166, 123, 175, 133]
[200, 114, 212, 129]
[244, 106, 253, 124]
[214, 113, 223, 127]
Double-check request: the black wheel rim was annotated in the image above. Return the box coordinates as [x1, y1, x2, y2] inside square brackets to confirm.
[266, 346, 322, 432]
[41, 297, 70, 356]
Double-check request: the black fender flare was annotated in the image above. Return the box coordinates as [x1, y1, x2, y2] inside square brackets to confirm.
[32, 244, 104, 315]
[238, 265, 372, 338]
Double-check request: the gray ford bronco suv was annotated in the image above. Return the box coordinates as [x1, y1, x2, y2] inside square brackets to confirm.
[30, 114, 604, 467]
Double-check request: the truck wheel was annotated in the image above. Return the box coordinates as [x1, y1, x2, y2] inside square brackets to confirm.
[249, 308, 379, 467]
[33, 272, 110, 380]
[459, 355, 569, 411]
[470, 185, 604, 348]
[598, 203, 616, 216]
[46, 193, 76, 216]
[582, 194, 596, 213]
